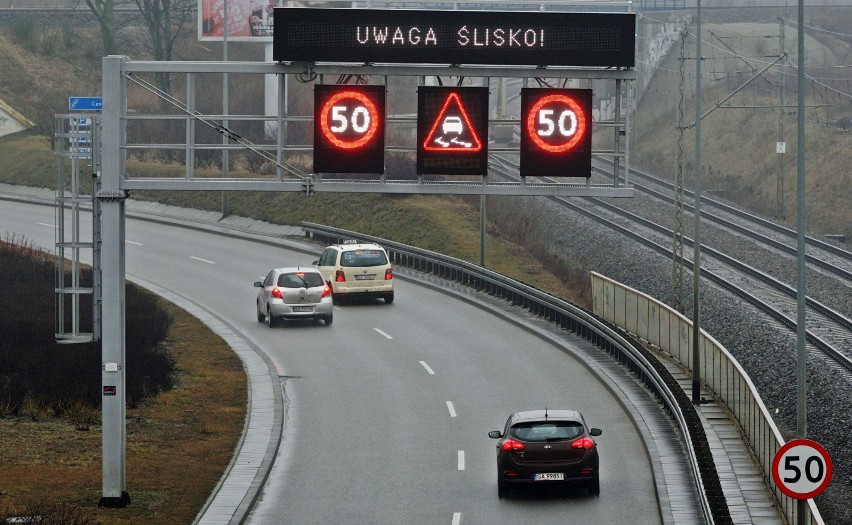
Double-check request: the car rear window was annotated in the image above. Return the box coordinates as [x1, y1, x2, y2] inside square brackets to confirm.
[278, 272, 325, 288]
[340, 249, 388, 267]
[511, 421, 584, 442]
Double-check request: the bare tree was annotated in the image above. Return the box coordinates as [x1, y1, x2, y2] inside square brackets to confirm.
[84, 0, 118, 55]
[133, 0, 196, 97]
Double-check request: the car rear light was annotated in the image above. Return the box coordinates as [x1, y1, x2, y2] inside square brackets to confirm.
[501, 440, 525, 451]
[271, 287, 283, 299]
[385, 268, 393, 280]
[580, 469, 594, 475]
[335, 270, 345, 282]
[321, 285, 331, 298]
[571, 437, 595, 450]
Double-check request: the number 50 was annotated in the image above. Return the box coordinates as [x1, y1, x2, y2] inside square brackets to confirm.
[783, 455, 824, 483]
[330, 105, 371, 134]
[537, 109, 577, 138]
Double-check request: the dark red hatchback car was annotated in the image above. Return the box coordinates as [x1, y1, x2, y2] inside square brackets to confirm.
[488, 409, 602, 498]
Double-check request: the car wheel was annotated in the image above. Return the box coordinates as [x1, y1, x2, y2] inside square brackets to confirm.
[588, 476, 600, 497]
[384, 293, 394, 304]
[257, 303, 266, 323]
[498, 480, 508, 499]
[267, 308, 276, 328]
[324, 314, 333, 326]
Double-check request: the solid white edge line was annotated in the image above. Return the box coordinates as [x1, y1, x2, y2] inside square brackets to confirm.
[458, 450, 465, 471]
[419, 361, 435, 375]
[452, 512, 461, 525]
[446, 401, 457, 417]
[373, 328, 393, 340]
[190, 256, 216, 264]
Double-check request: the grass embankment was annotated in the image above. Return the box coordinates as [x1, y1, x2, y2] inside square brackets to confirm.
[0, 299, 246, 524]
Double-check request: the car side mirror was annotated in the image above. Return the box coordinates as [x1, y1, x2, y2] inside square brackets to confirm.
[488, 431, 502, 439]
[253, 281, 263, 288]
[312, 260, 319, 265]
[590, 428, 602, 436]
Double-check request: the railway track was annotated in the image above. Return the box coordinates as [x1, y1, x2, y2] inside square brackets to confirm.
[597, 158, 852, 283]
[489, 154, 852, 379]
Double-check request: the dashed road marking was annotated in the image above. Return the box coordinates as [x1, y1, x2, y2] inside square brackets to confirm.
[419, 361, 435, 375]
[373, 328, 393, 340]
[446, 401, 457, 417]
[190, 256, 215, 264]
[458, 450, 465, 471]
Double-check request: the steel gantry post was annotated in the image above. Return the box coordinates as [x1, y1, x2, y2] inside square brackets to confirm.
[98, 55, 130, 508]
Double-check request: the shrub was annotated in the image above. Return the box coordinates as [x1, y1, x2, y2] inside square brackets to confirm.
[0, 237, 176, 414]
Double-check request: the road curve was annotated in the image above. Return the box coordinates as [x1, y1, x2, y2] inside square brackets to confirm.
[1, 198, 664, 525]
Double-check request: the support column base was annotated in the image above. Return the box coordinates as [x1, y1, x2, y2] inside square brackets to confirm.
[98, 491, 131, 508]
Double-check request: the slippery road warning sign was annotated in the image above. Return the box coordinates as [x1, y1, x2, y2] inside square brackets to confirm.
[417, 86, 488, 175]
[422, 93, 483, 152]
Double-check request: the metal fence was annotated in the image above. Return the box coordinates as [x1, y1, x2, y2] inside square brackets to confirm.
[591, 271, 823, 525]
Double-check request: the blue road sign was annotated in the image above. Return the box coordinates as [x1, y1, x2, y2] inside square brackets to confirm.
[69, 97, 103, 111]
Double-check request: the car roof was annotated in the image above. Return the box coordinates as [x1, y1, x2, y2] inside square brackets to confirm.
[332, 242, 384, 251]
[510, 410, 584, 424]
[273, 267, 322, 274]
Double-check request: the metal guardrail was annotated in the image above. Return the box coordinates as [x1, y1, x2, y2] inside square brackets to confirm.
[591, 272, 824, 525]
[301, 221, 730, 524]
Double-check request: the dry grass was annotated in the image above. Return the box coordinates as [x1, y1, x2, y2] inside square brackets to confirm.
[0, 299, 247, 524]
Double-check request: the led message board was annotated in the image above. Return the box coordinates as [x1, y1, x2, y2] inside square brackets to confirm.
[520, 88, 593, 178]
[417, 87, 489, 176]
[273, 8, 635, 68]
[313, 85, 385, 174]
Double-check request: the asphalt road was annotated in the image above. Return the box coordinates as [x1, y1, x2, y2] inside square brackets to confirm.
[1, 200, 661, 525]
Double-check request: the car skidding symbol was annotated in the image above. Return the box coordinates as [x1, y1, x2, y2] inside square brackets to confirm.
[433, 136, 473, 148]
[434, 117, 472, 148]
[442, 116, 463, 134]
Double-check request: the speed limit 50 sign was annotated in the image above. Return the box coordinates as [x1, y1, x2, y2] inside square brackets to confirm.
[772, 439, 832, 499]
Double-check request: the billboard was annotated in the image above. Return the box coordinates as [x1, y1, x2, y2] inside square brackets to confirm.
[199, 0, 276, 41]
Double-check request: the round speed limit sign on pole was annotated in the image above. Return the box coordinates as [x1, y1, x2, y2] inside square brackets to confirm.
[772, 439, 833, 499]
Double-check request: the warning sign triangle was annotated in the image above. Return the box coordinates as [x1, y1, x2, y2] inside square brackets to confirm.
[422, 92, 484, 152]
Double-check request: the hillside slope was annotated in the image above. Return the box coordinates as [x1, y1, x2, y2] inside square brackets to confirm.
[633, 19, 851, 239]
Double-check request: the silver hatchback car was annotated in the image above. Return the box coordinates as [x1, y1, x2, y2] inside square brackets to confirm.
[254, 268, 334, 327]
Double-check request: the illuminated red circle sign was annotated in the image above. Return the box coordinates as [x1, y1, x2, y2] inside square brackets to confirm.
[772, 439, 833, 500]
[519, 88, 592, 178]
[525, 94, 587, 153]
[313, 85, 385, 174]
[319, 90, 380, 150]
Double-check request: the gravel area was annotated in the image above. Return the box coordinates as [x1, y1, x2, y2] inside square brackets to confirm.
[539, 195, 852, 524]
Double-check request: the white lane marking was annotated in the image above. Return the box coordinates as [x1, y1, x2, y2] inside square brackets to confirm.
[452, 513, 461, 525]
[446, 401, 457, 418]
[457, 450, 465, 471]
[37, 222, 56, 228]
[190, 256, 216, 264]
[373, 328, 393, 340]
[419, 361, 435, 375]
[126, 240, 143, 246]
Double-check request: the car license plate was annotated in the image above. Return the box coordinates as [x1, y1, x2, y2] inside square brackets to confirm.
[533, 473, 564, 481]
[292, 306, 313, 312]
[354, 275, 376, 280]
